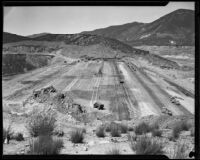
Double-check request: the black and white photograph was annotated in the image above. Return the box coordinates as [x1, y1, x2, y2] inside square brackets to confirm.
[2, 1, 196, 158]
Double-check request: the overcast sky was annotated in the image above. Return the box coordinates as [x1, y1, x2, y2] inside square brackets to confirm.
[4, 2, 194, 36]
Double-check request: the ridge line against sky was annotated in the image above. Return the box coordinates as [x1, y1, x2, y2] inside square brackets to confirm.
[4, 2, 194, 36]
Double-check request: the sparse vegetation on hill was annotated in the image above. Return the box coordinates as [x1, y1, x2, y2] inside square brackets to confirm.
[83, 9, 194, 46]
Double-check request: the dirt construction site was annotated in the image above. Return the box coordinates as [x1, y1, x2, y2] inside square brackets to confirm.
[3, 56, 194, 155]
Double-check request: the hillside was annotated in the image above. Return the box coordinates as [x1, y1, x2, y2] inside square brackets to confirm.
[3, 32, 31, 44]
[31, 33, 142, 54]
[82, 9, 194, 46]
[27, 33, 49, 38]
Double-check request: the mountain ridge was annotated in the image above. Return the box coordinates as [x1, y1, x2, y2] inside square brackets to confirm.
[82, 9, 194, 46]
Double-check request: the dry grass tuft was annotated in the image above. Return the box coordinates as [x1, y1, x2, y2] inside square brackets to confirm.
[70, 128, 85, 143]
[152, 129, 162, 137]
[29, 135, 63, 155]
[96, 125, 105, 137]
[26, 108, 57, 137]
[172, 143, 188, 159]
[171, 120, 193, 140]
[106, 147, 121, 155]
[130, 135, 164, 155]
[120, 123, 128, 133]
[135, 122, 151, 135]
[110, 123, 121, 137]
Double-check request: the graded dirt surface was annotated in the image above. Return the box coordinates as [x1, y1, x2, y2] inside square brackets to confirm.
[3, 46, 194, 157]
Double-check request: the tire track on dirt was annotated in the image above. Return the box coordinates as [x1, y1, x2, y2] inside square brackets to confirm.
[129, 62, 192, 115]
[4, 64, 71, 100]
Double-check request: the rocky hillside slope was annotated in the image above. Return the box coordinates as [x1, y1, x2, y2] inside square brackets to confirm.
[82, 9, 194, 46]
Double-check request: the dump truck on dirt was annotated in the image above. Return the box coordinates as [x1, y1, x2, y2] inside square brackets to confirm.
[161, 107, 172, 116]
[94, 102, 104, 110]
[170, 97, 180, 105]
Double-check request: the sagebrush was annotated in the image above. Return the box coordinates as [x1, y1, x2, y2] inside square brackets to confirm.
[131, 135, 164, 155]
[26, 108, 57, 137]
[135, 122, 151, 135]
[96, 125, 105, 137]
[106, 147, 120, 155]
[110, 123, 121, 137]
[172, 143, 188, 159]
[70, 128, 85, 143]
[29, 135, 63, 155]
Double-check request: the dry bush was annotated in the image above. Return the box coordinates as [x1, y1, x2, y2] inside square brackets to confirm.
[152, 129, 162, 137]
[150, 123, 159, 130]
[135, 122, 151, 135]
[104, 122, 115, 132]
[105, 123, 112, 132]
[106, 147, 120, 155]
[110, 123, 121, 137]
[128, 132, 137, 151]
[70, 128, 85, 143]
[171, 120, 192, 140]
[13, 132, 24, 141]
[96, 125, 105, 137]
[179, 120, 192, 131]
[29, 135, 63, 155]
[120, 123, 128, 133]
[130, 135, 164, 155]
[172, 143, 188, 159]
[26, 108, 57, 137]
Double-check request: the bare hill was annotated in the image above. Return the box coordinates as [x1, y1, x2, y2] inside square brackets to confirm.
[82, 9, 194, 46]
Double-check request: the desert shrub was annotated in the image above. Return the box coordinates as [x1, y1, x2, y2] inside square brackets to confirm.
[26, 108, 57, 137]
[104, 122, 117, 132]
[150, 123, 159, 131]
[132, 136, 164, 155]
[179, 120, 192, 131]
[110, 123, 121, 137]
[29, 135, 63, 155]
[128, 132, 137, 151]
[106, 147, 120, 155]
[171, 126, 181, 140]
[135, 122, 151, 135]
[171, 120, 193, 140]
[70, 128, 85, 143]
[172, 143, 187, 159]
[14, 132, 24, 141]
[128, 127, 134, 131]
[190, 127, 194, 137]
[152, 129, 162, 137]
[120, 123, 128, 133]
[96, 125, 105, 137]
[105, 123, 111, 132]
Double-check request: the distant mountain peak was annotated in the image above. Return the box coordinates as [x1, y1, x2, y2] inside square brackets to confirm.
[82, 9, 194, 46]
